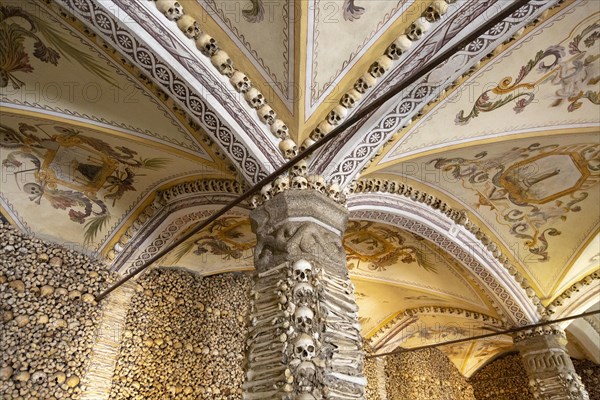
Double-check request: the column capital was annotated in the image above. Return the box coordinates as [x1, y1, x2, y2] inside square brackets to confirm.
[515, 327, 589, 400]
[250, 190, 349, 272]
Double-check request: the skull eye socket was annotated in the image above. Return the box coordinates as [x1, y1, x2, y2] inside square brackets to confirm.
[308, 345, 315, 352]
[296, 346, 303, 353]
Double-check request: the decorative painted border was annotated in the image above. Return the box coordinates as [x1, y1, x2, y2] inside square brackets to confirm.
[314, 0, 559, 187]
[549, 270, 600, 319]
[109, 178, 247, 272]
[403, 306, 506, 328]
[348, 193, 541, 327]
[369, 305, 507, 351]
[53, 0, 276, 183]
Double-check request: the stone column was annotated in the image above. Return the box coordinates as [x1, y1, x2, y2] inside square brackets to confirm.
[515, 328, 589, 400]
[243, 189, 366, 399]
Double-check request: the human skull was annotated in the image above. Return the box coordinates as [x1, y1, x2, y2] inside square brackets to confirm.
[296, 361, 316, 382]
[249, 194, 261, 209]
[279, 138, 298, 159]
[31, 371, 46, 385]
[327, 105, 348, 126]
[273, 175, 290, 194]
[244, 87, 266, 109]
[307, 175, 326, 194]
[327, 183, 341, 201]
[385, 34, 412, 60]
[270, 119, 289, 139]
[406, 17, 431, 41]
[293, 282, 314, 301]
[369, 55, 393, 78]
[309, 121, 333, 141]
[294, 334, 316, 361]
[23, 183, 43, 196]
[291, 176, 308, 190]
[294, 306, 314, 332]
[423, 0, 449, 22]
[292, 259, 312, 282]
[354, 72, 377, 93]
[176, 15, 200, 39]
[291, 160, 307, 177]
[210, 50, 234, 76]
[257, 104, 276, 125]
[340, 88, 362, 108]
[300, 137, 315, 152]
[229, 70, 252, 93]
[156, 0, 183, 20]
[195, 32, 219, 56]
[260, 183, 272, 202]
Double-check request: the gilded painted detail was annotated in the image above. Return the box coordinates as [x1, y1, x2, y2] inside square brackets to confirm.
[0, 4, 114, 89]
[0, 122, 169, 243]
[344, 221, 437, 273]
[456, 18, 600, 124]
[429, 143, 600, 261]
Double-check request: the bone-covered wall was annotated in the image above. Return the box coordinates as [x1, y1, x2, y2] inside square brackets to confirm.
[384, 348, 476, 399]
[364, 356, 383, 400]
[469, 353, 534, 400]
[0, 222, 114, 400]
[573, 359, 600, 400]
[108, 268, 252, 399]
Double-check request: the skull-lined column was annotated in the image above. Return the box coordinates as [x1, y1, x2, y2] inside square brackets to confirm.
[514, 327, 589, 400]
[244, 189, 366, 399]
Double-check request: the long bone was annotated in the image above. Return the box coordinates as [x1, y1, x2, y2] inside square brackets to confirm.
[250, 320, 291, 339]
[322, 322, 361, 342]
[320, 275, 354, 295]
[321, 318, 361, 333]
[257, 263, 290, 278]
[319, 315, 360, 332]
[249, 344, 287, 363]
[242, 389, 280, 400]
[251, 309, 287, 327]
[322, 291, 358, 313]
[244, 369, 294, 390]
[252, 293, 288, 306]
[252, 279, 289, 295]
[253, 276, 290, 292]
[248, 352, 287, 370]
[320, 301, 358, 320]
[249, 328, 293, 350]
[322, 334, 361, 351]
[326, 371, 367, 387]
[246, 365, 288, 380]
[251, 301, 284, 316]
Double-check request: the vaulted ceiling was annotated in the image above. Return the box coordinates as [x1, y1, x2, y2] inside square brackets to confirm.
[0, 0, 598, 377]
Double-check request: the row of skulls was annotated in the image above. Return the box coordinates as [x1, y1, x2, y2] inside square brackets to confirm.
[289, 260, 320, 398]
[249, 173, 345, 209]
[152, 0, 296, 158]
[307, 0, 454, 148]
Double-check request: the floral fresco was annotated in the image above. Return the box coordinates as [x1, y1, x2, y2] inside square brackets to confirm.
[0, 122, 169, 243]
[174, 216, 255, 262]
[0, 4, 115, 89]
[429, 142, 600, 261]
[456, 18, 600, 124]
[344, 220, 437, 273]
